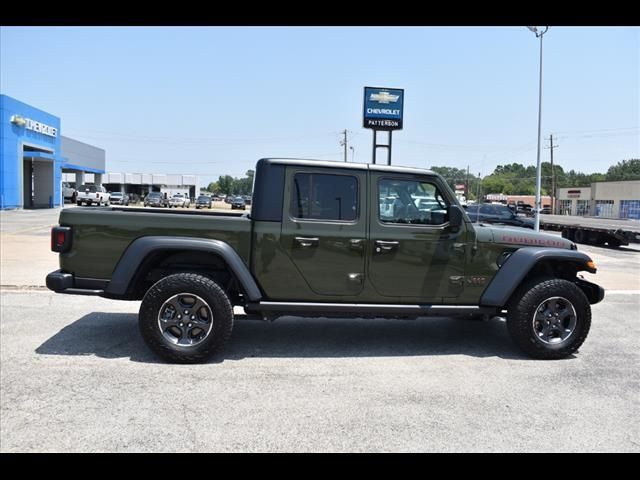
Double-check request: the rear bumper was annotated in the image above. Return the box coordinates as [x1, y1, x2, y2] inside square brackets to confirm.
[46, 269, 107, 296]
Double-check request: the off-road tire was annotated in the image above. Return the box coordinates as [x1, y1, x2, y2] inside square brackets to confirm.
[507, 277, 591, 359]
[139, 273, 234, 363]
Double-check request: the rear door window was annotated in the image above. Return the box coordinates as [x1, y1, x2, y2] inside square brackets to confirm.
[291, 172, 358, 221]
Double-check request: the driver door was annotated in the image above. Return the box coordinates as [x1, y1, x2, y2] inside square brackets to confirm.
[367, 173, 466, 301]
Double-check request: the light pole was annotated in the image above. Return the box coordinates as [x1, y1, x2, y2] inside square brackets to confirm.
[527, 25, 549, 232]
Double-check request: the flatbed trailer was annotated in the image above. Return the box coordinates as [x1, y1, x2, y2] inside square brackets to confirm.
[540, 214, 640, 248]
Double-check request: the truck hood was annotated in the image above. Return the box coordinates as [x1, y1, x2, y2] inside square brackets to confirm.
[474, 223, 574, 249]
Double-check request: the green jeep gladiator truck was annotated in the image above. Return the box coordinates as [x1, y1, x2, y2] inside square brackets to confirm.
[47, 159, 604, 363]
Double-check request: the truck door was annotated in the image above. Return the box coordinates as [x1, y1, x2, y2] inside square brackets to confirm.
[367, 172, 466, 301]
[280, 166, 367, 296]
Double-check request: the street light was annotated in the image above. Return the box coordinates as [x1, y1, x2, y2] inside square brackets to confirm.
[349, 145, 355, 162]
[527, 25, 549, 232]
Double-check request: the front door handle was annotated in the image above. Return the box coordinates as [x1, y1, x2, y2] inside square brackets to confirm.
[294, 236, 319, 248]
[374, 240, 400, 254]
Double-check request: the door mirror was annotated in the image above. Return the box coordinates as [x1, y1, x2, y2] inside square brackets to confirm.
[448, 205, 464, 232]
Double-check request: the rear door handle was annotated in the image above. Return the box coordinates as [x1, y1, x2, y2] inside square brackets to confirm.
[294, 236, 319, 248]
[374, 240, 400, 254]
[349, 238, 365, 252]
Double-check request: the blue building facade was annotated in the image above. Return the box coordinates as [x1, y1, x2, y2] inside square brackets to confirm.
[0, 94, 105, 209]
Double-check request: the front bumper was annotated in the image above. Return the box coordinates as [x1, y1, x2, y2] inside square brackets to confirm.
[575, 277, 605, 305]
[46, 269, 106, 296]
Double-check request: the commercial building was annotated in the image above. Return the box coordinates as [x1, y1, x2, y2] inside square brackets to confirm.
[62, 172, 200, 200]
[2, 94, 201, 208]
[556, 180, 640, 220]
[1, 94, 105, 209]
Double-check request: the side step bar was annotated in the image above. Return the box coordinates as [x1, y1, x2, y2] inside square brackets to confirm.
[245, 301, 498, 317]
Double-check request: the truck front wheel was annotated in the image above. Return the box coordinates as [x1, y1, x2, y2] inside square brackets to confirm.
[507, 278, 591, 359]
[138, 273, 234, 363]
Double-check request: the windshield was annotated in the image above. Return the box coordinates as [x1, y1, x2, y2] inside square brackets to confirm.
[147, 193, 161, 198]
[111, 192, 122, 197]
[197, 196, 209, 201]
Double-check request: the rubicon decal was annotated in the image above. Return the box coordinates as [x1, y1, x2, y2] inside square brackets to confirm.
[500, 235, 566, 247]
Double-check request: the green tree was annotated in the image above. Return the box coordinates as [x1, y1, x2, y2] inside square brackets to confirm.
[606, 159, 640, 181]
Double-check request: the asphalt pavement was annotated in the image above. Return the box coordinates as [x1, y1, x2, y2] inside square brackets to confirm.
[1, 290, 638, 452]
[1, 207, 639, 452]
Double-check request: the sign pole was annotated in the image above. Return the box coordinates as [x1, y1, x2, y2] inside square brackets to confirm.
[388, 131, 393, 165]
[372, 130, 376, 164]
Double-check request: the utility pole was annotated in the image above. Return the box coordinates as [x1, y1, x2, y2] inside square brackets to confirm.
[465, 165, 470, 199]
[545, 134, 559, 214]
[475, 172, 482, 222]
[340, 130, 348, 162]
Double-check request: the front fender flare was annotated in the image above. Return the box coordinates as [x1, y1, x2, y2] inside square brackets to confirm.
[104, 236, 262, 301]
[480, 247, 596, 307]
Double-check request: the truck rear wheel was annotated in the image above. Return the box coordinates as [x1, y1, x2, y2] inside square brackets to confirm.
[138, 273, 234, 363]
[507, 277, 591, 359]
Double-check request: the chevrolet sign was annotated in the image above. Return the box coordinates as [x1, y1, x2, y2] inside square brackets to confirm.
[363, 87, 404, 130]
[10, 114, 57, 138]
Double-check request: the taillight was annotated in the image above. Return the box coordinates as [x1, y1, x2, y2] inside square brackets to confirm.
[51, 226, 72, 253]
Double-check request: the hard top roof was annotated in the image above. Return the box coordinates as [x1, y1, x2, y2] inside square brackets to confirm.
[258, 158, 437, 176]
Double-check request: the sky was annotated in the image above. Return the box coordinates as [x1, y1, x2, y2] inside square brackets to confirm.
[1, 26, 638, 186]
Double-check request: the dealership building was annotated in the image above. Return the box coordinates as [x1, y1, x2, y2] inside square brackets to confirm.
[1, 95, 200, 209]
[556, 180, 640, 220]
[1, 94, 106, 209]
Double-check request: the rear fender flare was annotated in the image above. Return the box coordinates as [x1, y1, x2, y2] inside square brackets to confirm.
[104, 236, 262, 301]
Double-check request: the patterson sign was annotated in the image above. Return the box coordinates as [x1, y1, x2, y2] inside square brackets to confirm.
[363, 87, 404, 130]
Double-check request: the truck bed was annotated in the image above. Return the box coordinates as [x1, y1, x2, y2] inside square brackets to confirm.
[59, 206, 252, 279]
[540, 214, 640, 232]
[540, 214, 640, 244]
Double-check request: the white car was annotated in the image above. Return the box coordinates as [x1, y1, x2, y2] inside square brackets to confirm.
[76, 185, 110, 206]
[168, 193, 190, 208]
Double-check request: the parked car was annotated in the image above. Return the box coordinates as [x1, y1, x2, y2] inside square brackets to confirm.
[243, 195, 252, 206]
[464, 203, 535, 229]
[169, 193, 190, 208]
[109, 192, 130, 206]
[76, 185, 110, 206]
[47, 157, 603, 363]
[224, 195, 234, 204]
[195, 195, 213, 209]
[144, 192, 167, 208]
[62, 182, 76, 203]
[230, 196, 246, 210]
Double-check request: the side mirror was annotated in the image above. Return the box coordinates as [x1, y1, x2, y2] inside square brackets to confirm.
[449, 205, 464, 233]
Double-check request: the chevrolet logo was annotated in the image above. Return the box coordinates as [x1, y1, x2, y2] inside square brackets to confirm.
[10, 115, 27, 127]
[370, 91, 400, 104]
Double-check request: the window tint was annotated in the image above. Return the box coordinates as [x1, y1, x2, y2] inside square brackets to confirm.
[79, 185, 97, 192]
[291, 173, 358, 221]
[378, 178, 449, 225]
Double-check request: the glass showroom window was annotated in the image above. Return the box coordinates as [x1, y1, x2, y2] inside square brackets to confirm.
[595, 200, 614, 218]
[576, 200, 590, 216]
[620, 200, 640, 220]
[558, 200, 572, 215]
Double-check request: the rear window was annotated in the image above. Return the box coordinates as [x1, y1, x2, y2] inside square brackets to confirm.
[291, 172, 358, 221]
[79, 185, 97, 192]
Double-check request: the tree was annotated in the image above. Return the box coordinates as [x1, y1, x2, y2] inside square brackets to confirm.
[606, 159, 640, 181]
